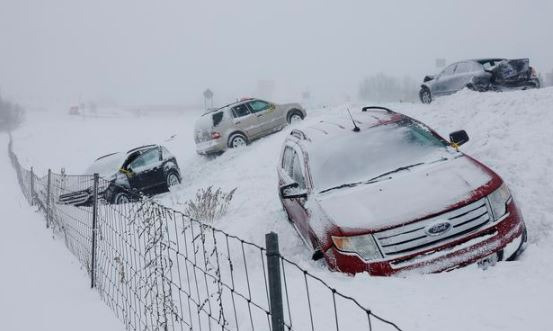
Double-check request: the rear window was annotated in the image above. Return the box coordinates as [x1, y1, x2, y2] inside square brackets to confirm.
[212, 112, 224, 126]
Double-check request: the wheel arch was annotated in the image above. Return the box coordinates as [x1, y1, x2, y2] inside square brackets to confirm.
[286, 108, 304, 122]
[227, 130, 249, 147]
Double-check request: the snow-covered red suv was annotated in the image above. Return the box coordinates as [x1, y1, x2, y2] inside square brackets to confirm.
[277, 106, 527, 276]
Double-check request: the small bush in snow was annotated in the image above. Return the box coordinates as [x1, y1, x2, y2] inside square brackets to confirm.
[183, 186, 236, 223]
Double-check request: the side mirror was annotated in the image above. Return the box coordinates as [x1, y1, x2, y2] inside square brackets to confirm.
[449, 130, 469, 147]
[280, 182, 308, 199]
[119, 168, 133, 177]
[423, 75, 435, 82]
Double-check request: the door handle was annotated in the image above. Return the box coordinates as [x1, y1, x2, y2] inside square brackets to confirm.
[257, 114, 264, 117]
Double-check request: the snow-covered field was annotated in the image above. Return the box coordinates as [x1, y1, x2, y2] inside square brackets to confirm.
[9, 87, 553, 331]
[0, 136, 122, 330]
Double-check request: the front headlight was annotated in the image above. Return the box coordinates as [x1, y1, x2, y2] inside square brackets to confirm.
[332, 234, 383, 261]
[488, 183, 512, 221]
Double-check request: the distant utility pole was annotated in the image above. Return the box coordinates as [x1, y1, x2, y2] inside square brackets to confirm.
[203, 89, 214, 110]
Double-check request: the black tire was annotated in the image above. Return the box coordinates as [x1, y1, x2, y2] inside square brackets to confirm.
[166, 170, 181, 190]
[287, 110, 304, 124]
[419, 88, 432, 104]
[113, 191, 131, 204]
[228, 133, 248, 148]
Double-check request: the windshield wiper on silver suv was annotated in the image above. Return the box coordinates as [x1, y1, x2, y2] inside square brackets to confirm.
[319, 162, 427, 194]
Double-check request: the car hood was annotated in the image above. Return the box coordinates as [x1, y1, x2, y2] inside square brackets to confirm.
[315, 155, 494, 233]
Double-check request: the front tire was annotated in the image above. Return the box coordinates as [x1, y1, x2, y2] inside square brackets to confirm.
[113, 191, 131, 204]
[166, 171, 181, 190]
[287, 110, 304, 123]
[228, 133, 248, 148]
[419, 88, 432, 104]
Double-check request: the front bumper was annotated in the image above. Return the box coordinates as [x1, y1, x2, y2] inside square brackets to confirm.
[195, 139, 226, 155]
[325, 201, 526, 276]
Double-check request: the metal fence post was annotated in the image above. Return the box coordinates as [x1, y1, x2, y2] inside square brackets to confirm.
[90, 173, 99, 288]
[46, 169, 52, 228]
[266, 232, 284, 331]
[30, 167, 35, 206]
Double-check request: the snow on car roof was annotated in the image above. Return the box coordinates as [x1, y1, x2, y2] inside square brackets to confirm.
[293, 109, 403, 145]
[126, 144, 157, 154]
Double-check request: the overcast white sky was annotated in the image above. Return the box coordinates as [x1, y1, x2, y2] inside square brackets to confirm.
[1, 0, 552, 108]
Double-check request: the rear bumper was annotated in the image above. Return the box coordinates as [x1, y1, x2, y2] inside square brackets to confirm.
[325, 201, 526, 276]
[195, 139, 225, 155]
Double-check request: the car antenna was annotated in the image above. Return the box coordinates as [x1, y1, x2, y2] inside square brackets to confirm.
[346, 107, 360, 132]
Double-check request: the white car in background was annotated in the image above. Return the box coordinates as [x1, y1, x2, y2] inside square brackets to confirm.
[194, 98, 306, 155]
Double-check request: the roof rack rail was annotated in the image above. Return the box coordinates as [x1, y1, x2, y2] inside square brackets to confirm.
[127, 144, 157, 154]
[290, 129, 308, 140]
[361, 106, 396, 114]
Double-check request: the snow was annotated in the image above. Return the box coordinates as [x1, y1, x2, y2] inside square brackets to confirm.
[8, 87, 553, 330]
[316, 155, 492, 231]
[0, 134, 121, 331]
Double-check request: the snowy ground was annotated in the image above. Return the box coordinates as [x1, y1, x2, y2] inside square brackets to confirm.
[0, 135, 122, 331]
[9, 88, 553, 330]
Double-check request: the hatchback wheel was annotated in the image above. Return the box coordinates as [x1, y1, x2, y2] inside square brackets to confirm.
[229, 134, 247, 148]
[114, 191, 130, 204]
[166, 172, 180, 189]
[419, 88, 432, 104]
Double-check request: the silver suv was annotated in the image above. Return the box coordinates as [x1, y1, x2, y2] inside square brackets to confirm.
[194, 98, 306, 154]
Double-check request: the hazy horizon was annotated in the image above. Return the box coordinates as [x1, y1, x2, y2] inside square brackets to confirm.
[1, 0, 552, 109]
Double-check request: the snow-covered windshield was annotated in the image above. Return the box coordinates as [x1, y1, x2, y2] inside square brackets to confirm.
[310, 121, 452, 193]
[85, 152, 126, 177]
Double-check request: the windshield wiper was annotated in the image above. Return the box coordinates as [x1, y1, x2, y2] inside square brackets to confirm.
[319, 162, 426, 194]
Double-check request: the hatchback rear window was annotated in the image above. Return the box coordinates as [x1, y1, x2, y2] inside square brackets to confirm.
[212, 112, 224, 126]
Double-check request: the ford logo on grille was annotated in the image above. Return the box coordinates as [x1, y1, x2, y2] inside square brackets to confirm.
[425, 221, 452, 236]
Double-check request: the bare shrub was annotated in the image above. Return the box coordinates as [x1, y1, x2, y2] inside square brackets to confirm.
[183, 186, 237, 223]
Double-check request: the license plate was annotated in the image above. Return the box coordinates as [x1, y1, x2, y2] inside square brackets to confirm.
[477, 253, 499, 270]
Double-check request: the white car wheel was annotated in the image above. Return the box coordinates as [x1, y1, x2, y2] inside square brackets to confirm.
[167, 172, 180, 188]
[290, 113, 303, 123]
[230, 135, 247, 148]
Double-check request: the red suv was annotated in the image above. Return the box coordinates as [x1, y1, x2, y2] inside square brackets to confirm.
[277, 106, 527, 276]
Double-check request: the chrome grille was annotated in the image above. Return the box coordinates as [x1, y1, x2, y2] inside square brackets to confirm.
[374, 198, 491, 257]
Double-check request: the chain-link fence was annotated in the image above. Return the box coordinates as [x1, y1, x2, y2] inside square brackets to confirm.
[7, 136, 403, 331]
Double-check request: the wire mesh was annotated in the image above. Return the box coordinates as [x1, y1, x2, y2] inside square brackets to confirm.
[7, 136, 403, 331]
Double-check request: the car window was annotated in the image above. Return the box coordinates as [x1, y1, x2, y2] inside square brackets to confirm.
[248, 100, 271, 113]
[455, 62, 470, 73]
[232, 104, 250, 118]
[129, 149, 160, 170]
[212, 112, 224, 126]
[291, 151, 306, 189]
[441, 64, 457, 76]
[161, 147, 172, 160]
[282, 146, 294, 172]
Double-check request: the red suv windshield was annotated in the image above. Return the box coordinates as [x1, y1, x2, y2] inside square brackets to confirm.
[310, 121, 453, 193]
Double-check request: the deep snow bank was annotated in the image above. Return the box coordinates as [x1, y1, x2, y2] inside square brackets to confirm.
[9, 87, 553, 331]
